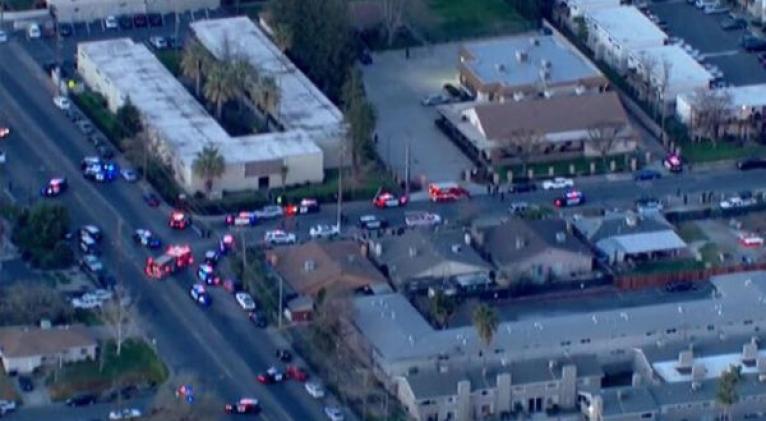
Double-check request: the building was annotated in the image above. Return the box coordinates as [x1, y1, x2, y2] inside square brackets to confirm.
[585, 6, 667, 71]
[398, 355, 603, 420]
[437, 91, 637, 164]
[571, 211, 688, 264]
[190, 17, 346, 169]
[0, 325, 97, 374]
[458, 34, 607, 103]
[471, 217, 594, 285]
[676, 84, 766, 139]
[48, 0, 219, 22]
[368, 229, 492, 292]
[560, 0, 621, 18]
[626, 45, 712, 107]
[77, 38, 324, 194]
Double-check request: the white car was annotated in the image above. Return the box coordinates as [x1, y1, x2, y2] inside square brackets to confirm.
[109, 408, 142, 420]
[305, 381, 325, 399]
[104, 16, 118, 29]
[324, 406, 344, 421]
[541, 177, 574, 190]
[0, 151, 6, 164]
[88, 288, 113, 302]
[148, 36, 167, 49]
[254, 205, 284, 219]
[0, 400, 16, 415]
[421, 93, 450, 106]
[27, 24, 41, 39]
[264, 230, 296, 245]
[121, 168, 139, 182]
[720, 196, 757, 209]
[309, 224, 339, 239]
[404, 211, 442, 228]
[0, 30, 8, 43]
[235, 292, 256, 311]
[53, 96, 71, 110]
[71, 295, 102, 310]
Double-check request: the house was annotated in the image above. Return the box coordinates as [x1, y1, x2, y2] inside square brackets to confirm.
[368, 229, 492, 292]
[437, 91, 637, 164]
[267, 240, 389, 321]
[471, 217, 594, 285]
[571, 211, 687, 264]
[49, 0, 219, 23]
[458, 33, 607, 103]
[0, 325, 97, 374]
[397, 355, 603, 421]
[676, 84, 766, 139]
[585, 6, 667, 72]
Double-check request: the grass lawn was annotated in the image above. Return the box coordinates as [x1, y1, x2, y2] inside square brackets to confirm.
[676, 222, 708, 243]
[699, 243, 722, 266]
[155, 50, 182, 77]
[0, 369, 19, 402]
[47, 339, 167, 401]
[427, 0, 532, 40]
[627, 259, 705, 275]
[73, 91, 124, 142]
[498, 154, 641, 182]
[678, 139, 766, 163]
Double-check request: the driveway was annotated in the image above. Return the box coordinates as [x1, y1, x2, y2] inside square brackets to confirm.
[363, 44, 474, 183]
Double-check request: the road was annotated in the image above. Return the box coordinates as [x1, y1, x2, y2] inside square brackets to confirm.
[0, 42, 337, 421]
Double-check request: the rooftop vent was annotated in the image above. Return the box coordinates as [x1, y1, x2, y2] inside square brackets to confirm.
[530, 37, 540, 46]
[451, 244, 462, 253]
[625, 214, 638, 227]
[496, 63, 507, 73]
[515, 50, 528, 62]
[540, 59, 551, 69]
[409, 247, 417, 258]
[555, 232, 566, 243]
[304, 259, 316, 272]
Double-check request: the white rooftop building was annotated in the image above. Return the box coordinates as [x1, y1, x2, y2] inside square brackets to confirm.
[49, 0, 219, 23]
[562, 0, 621, 17]
[77, 38, 323, 194]
[191, 17, 346, 168]
[585, 6, 667, 71]
[628, 44, 712, 105]
[677, 83, 766, 124]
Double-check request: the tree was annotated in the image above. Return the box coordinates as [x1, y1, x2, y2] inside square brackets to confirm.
[716, 365, 742, 421]
[12, 203, 73, 269]
[430, 291, 456, 329]
[574, 16, 588, 43]
[203, 61, 238, 120]
[689, 88, 734, 144]
[472, 304, 498, 349]
[341, 69, 376, 177]
[500, 129, 544, 176]
[378, 0, 429, 46]
[180, 40, 210, 98]
[0, 284, 73, 326]
[147, 372, 223, 421]
[258, 75, 282, 119]
[192, 144, 225, 194]
[98, 284, 137, 357]
[587, 123, 622, 168]
[116, 98, 142, 139]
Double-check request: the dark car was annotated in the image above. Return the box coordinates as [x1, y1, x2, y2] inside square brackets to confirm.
[97, 144, 114, 160]
[118, 15, 133, 29]
[737, 158, 766, 170]
[443, 83, 462, 99]
[66, 393, 97, 407]
[665, 281, 695, 293]
[742, 35, 766, 52]
[143, 192, 161, 207]
[358, 48, 372, 65]
[133, 14, 148, 27]
[58, 23, 73, 37]
[276, 349, 292, 363]
[148, 13, 163, 27]
[18, 376, 33, 392]
[508, 181, 537, 194]
[633, 169, 662, 181]
[249, 311, 267, 328]
[721, 17, 746, 30]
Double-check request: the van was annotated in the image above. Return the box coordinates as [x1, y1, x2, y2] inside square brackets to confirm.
[26, 23, 41, 39]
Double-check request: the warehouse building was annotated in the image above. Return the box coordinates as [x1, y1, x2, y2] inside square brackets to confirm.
[77, 38, 323, 194]
[191, 17, 347, 169]
[48, 0, 219, 23]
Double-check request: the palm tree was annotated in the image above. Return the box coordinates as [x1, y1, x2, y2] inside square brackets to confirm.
[430, 291, 455, 329]
[192, 144, 225, 194]
[180, 40, 209, 98]
[717, 365, 742, 421]
[259, 76, 282, 119]
[203, 62, 238, 120]
[472, 304, 499, 349]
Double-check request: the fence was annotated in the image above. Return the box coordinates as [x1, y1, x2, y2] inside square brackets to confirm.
[615, 263, 766, 289]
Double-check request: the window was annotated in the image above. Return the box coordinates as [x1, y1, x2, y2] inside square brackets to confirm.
[547, 382, 557, 389]
[744, 320, 754, 325]
[580, 338, 591, 344]
[560, 340, 571, 346]
[707, 324, 715, 331]
[80, 348, 87, 355]
[665, 328, 677, 334]
[641, 413, 653, 419]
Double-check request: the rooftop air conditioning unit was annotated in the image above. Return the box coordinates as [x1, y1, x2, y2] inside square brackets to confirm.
[496, 63, 507, 73]
[515, 50, 528, 62]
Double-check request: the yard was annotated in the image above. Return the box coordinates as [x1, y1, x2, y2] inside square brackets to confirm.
[427, 0, 533, 41]
[498, 154, 642, 181]
[47, 339, 167, 401]
[677, 139, 766, 164]
[0, 368, 19, 402]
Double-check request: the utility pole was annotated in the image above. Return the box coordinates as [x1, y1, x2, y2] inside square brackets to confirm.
[278, 275, 283, 329]
[404, 138, 411, 197]
[336, 147, 344, 232]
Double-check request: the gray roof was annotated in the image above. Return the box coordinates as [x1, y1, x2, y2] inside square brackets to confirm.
[370, 229, 491, 285]
[352, 271, 766, 366]
[461, 34, 601, 89]
[405, 355, 603, 400]
[599, 386, 657, 416]
[573, 211, 686, 255]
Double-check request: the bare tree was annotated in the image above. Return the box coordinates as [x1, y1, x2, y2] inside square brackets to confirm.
[587, 123, 622, 167]
[98, 283, 137, 357]
[688, 88, 733, 145]
[499, 129, 545, 176]
[379, 0, 429, 46]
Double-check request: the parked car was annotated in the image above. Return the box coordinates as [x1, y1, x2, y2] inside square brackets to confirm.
[257, 367, 285, 384]
[254, 205, 283, 219]
[324, 406, 345, 421]
[443, 83, 462, 99]
[18, 376, 33, 392]
[276, 349, 292, 362]
[133, 14, 148, 27]
[309, 224, 339, 239]
[264, 230, 296, 245]
[118, 15, 133, 29]
[405, 211, 441, 227]
[66, 393, 97, 407]
[305, 381, 325, 398]
[121, 168, 139, 182]
[58, 23, 73, 37]
[703, 3, 729, 14]
[109, 408, 142, 420]
[421, 93, 450, 106]
[635, 197, 664, 214]
[148, 36, 168, 50]
[104, 15, 118, 29]
[541, 177, 574, 190]
[721, 17, 747, 30]
[742, 35, 766, 52]
[53, 95, 71, 110]
[737, 158, 766, 170]
[235, 292, 257, 311]
[508, 181, 536, 193]
[224, 397, 260, 414]
[148, 13, 163, 27]
[358, 214, 387, 230]
[633, 169, 662, 181]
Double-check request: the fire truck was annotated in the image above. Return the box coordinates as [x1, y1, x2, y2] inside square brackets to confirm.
[427, 182, 469, 202]
[145, 244, 194, 279]
[169, 210, 191, 230]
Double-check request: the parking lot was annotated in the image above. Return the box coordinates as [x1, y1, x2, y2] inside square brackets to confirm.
[648, 0, 766, 86]
[363, 43, 475, 184]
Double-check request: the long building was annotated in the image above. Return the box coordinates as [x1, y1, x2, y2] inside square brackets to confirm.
[190, 17, 347, 169]
[48, 0, 219, 23]
[77, 38, 324, 194]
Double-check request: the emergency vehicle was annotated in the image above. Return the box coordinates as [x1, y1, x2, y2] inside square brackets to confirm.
[224, 398, 260, 414]
[225, 211, 257, 226]
[427, 182, 469, 202]
[144, 244, 194, 279]
[283, 198, 320, 216]
[189, 283, 211, 306]
[372, 189, 408, 208]
[553, 190, 585, 208]
[739, 232, 764, 248]
[219, 234, 235, 254]
[41, 177, 68, 197]
[663, 153, 683, 173]
[197, 264, 221, 286]
[169, 210, 191, 230]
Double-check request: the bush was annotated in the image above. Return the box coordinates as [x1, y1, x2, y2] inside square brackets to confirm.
[12, 203, 73, 269]
[0, 284, 74, 326]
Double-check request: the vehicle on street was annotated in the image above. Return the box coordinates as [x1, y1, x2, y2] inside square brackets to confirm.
[143, 192, 161, 207]
[721, 17, 747, 30]
[133, 228, 162, 249]
[703, 3, 729, 14]
[633, 169, 662, 181]
[80, 225, 102, 241]
[508, 201, 529, 214]
[104, 16, 118, 29]
[71, 294, 103, 309]
[224, 397, 260, 414]
[0, 126, 9, 138]
[197, 264, 221, 286]
[305, 381, 325, 398]
[283, 198, 320, 216]
[324, 406, 345, 421]
[148, 36, 168, 49]
[148, 13, 163, 27]
[508, 181, 536, 193]
[309, 224, 340, 239]
[636, 197, 664, 214]
[219, 233, 235, 254]
[53, 95, 71, 110]
[118, 15, 133, 29]
[663, 153, 683, 172]
[235, 292, 256, 311]
[254, 205, 284, 219]
[169, 210, 191, 229]
[80, 254, 104, 274]
[665, 281, 695, 293]
[79, 234, 99, 255]
[26, 23, 41, 39]
[541, 177, 574, 190]
[264, 230, 296, 245]
[133, 13, 148, 27]
[373, 190, 408, 208]
[737, 158, 766, 170]
[359, 214, 387, 230]
[83, 161, 119, 182]
[80, 156, 101, 170]
[108, 408, 142, 420]
[286, 365, 309, 382]
[0, 30, 8, 43]
[121, 168, 139, 182]
[225, 211, 258, 226]
[443, 83, 462, 99]
[58, 23, 73, 37]
[421, 93, 450, 106]
[553, 190, 585, 208]
[204, 250, 220, 267]
[428, 182, 469, 202]
[145, 244, 194, 279]
[257, 367, 285, 384]
[0, 400, 16, 415]
[741, 35, 766, 52]
[18, 376, 33, 392]
[405, 211, 442, 228]
[65, 392, 97, 406]
[189, 283, 212, 307]
[276, 349, 293, 362]
[249, 311, 267, 328]
[738, 232, 764, 248]
[720, 195, 757, 209]
[41, 177, 68, 197]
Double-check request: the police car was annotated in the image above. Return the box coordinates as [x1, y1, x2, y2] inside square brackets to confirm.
[224, 398, 260, 415]
[197, 264, 221, 286]
[264, 230, 296, 246]
[225, 211, 258, 226]
[254, 205, 283, 219]
[189, 283, 211, 306]
[83, 161, 119, 182]
[132, 229, 162, 249]
[283, 198, 320, 216]
[553, 190, 585, 208]
[41, 177, 68, 197]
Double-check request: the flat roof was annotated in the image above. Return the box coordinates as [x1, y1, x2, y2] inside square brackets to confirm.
[679, 83, 766, 108]
[190, 17, 345, 136]
[587, 6, 667, 49]
[77, 38, 321, 166]
[631, 45, 712, 90]
[461, 34, 602, 88]
[353, 271, 766, 365]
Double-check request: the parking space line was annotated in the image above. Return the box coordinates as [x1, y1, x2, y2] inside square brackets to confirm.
[700, 49, 741, 59]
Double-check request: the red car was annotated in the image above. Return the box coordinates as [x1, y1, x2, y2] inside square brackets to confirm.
[428, 182, 469, 202]
[169, 210, 191, 229]
[0, 126, 9, 139]
[224, 398, 260, 415]
[256, 367, 284, 384]
[663, 153, 683, 173]
[283, 198, 320, 216]
[286, 365, 309, 382]
[373, 191, 408, 208]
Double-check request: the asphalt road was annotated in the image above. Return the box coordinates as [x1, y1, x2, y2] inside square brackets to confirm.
[0, 42, 337, 421]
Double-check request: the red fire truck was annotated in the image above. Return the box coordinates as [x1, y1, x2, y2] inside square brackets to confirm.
[145, 244, 194, 279]
[427, 182, 469, 202]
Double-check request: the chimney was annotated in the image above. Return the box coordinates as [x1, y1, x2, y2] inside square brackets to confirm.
[496, 63, 507, 73]
[555, 232, 566, 244]
[677, 350, 693, 372]
[529, 37, 540, 46]
[743, 339, 758, 365]
[464, 233, 471, 246]
[409, 247, 417, 258]
[304, 259, 316, 272]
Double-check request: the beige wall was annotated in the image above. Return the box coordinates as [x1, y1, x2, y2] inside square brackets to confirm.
[50, 0, 220, 22]
[2, 344, 96, 374]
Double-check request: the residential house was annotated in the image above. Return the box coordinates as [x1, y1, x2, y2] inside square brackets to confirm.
[676, 84, 766, 140]
[0, 325, 97, 374]
[437, 91, 636, 164]
[267, 240, 389, 321]
[471, 217, 594, 285]
[571, 211, 687, 264]
[397, 355, 603, 421]
[458, 33, 608, 103]
[368, 229, 492, 293]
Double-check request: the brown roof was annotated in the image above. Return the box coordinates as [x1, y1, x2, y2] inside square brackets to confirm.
[472, 92, 629, 140]
[268, 241, 387, 296]
[0, 325, 96, 358]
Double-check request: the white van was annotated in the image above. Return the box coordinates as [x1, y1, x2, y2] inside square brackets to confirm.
[27, 23, 41, 39]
